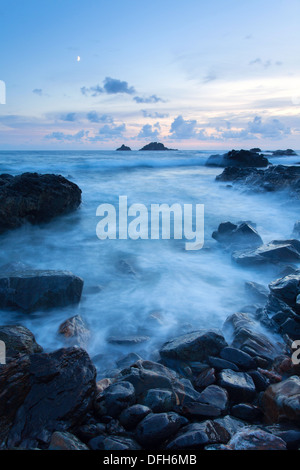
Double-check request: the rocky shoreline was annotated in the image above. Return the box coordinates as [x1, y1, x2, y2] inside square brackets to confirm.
[0, 156, 300, 451]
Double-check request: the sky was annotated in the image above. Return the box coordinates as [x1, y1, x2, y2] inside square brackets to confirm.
[0, 0, 299, 150]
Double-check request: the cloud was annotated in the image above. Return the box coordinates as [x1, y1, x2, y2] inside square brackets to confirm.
[60, 112, 77, 122]
[249, 58, 282, 68]
[137, 123, 160, 140]
[133, 94, 165, 104]
[203, 72, 217, 83]
[220, 116, 291, 140]
[81, 77, 135, 97]
[141, 110, 169, 118]
[89, 123, 126, 141]
[45, 130, 88, 141]
[86, 111, 113, 123]
[32, 89, 43, 96]
[169, 115, 198, 139]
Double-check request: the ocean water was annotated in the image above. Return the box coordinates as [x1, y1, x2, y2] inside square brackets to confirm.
[0, 150, 299, 376]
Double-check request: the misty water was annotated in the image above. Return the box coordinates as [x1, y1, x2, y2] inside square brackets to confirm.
[0, 150, 299, 377]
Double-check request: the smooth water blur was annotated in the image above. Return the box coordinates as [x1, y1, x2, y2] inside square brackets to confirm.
[0, 150, 299, 376]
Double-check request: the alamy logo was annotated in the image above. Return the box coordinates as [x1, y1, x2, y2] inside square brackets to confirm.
[0, 80, 6, 104]
[292, 340, 300, 365]
[0, 340, 6, 365]
[96, 196, 204, 251]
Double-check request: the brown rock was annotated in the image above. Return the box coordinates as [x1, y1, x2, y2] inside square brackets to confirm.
[262, 376, 300, 423]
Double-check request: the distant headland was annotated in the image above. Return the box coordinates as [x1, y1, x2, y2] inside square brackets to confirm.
[116, 142, 178, 151]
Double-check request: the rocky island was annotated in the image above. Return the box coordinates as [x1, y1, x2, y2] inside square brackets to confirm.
[139, 142, 177, 151]
[116, 144, 131, 151]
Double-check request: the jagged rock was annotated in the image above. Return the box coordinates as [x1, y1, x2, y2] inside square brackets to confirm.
[119, 405, 151, 430]
[0, 325, 42, 361]
[269, 273, 300, 310]
[227, 429, 286, 450]
[142, 389, 177, 413]
[232, 240, 300, 266]
[116, 353, 142, 369]
[49, 431, 89, 450]
[245, 281, 269, 303]
[264, 423, 300, 450]
[160, 330, 227, 362]
[58, 315, 90, 348]
[75, 423, 106, 443]
[166, 421, 230, 450]
[208, 356, 239, 372]
[135, 412, 187, 447]
[194, 368, 216, 389]
[220, 347, 256, 371]
[272, 149, 297, 156]
[198, 385, 229, 413]
[212, 222, 263, 249]
[206, 149, 269, 168]
[262, 376, 300, 423]
[116, 144, 131, 151]
[0, 270, 84, 312]
[0, 347, 96, 448]
[139, 142, 177, 151]
[213, 415, 246, 438]
[231, 404, 262, 422]
[96, 381, 136, 418]
[0, 172, 81, 234]
[218, 370, 256, 402]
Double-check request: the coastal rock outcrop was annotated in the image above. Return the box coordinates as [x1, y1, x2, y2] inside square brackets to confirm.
[212, 221, 263, 249]
[116, 144, 131, 151]
[206, 149, 269, 168]
[0, 325, 42, 361]
[0, 173, 82, 234]
[139, 142, 177, 151]
[232, 240, 300, 266]
[272, 149, 297, 156]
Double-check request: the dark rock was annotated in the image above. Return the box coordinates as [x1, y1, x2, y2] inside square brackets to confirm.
[0, 325, 42, 361]
[245, 281, 269, 303]
[220, 347, 256, 371]
[250, 148, 262, 153]
[135, 412, 187, 447]
[0, 172, 81, 234]
[166, 421, 230, 450]
[231, 404, 262, 422]
[96, 381, 136, 418]
[180, 402, 223, 419]
[119, 405, 151, 430]
[0, 270, 84, 312]
[218, 369, 256, 402]
[194, 368, 216, 389]
[248, 370, 270, 392]
[107, 335, 150, 345]
[213, 415, 246, 438]
[159, 330, 227, 362]
[265, 423, 300, 450]
[0, 347, 96, 448]
[139, 142, 177, 151]
[105, 419, 126, 436]
[292, 221, 300, 238]
[227, 429, 286, 450]
[208, 356, 239, 372]
[58, 315, 90, 348]
[116, 144, 131, 151]
[116, 353, 142, 369]
[49, 431, 89, 450]
[206, 149, 269, 168]
[75, 423, 106, 443]
[269, 272, 300, 310]
[198, 385, 229, 413]
[89, 435, 141, 450]
[232, 240, 300, 266]
[212, 222, 263, 249]
[272, 149, 297, 156]
[280, 318, 300, 340]
[142, 389, 176, 413]
[262, 375, 300, 423]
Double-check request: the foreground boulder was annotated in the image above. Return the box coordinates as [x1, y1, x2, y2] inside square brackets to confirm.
[0, 269, 83, 312]
[269, 273, 300, 310]
[166, 420, 230, 449]
[212, 221, 263, 249]
[0, 325, 42, 361]
[135, 412, 187, 447]
[232, 240, 300, 266]
[0, 173, 82, 234]
[206, 149, 269, 168]
[58, 315, 90, 348]
[262, 376, 300, 423]
[227, 429, 286, 450]
[0, 347, 96, 448]
[160, 330, 227, 362]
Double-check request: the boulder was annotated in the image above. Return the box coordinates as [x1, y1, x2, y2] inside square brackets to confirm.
[159, 330, 227, 362]
[206, 149, 269, 168]
[232, 240, 300, 266]
[218, 370, 256, 402]
[227, 429, 286, 450]
[135, 412, 187, 447]
[213, 415, 246, 438]
[0, 325, 42, 361]
[0, 172, 81, 234]
[116, 144, 131, 151]
[220, 347, 256, 371]
[139, 142, 177, 151]
[142, 389, 177, 413]
[58, 315, 90, 348]
[262, 376, 300, 423]
[269, 273, 300, 310]
[198, 385, 229, 413]
[0, 347, 96, 448]
[166, 421, 230, 450]
[264, 423, 300, 450]
[96, 381, 136, 418]
[119, 405, 151, 430]
[245, 281, 269, 303]
[208, 356, 239, 372]
[212, 222, 263, 249]
[194, 368, 216, 389]
[0, 270, 84, 312]
[231, 404, 262, 422]
[49, 431, 89, 450]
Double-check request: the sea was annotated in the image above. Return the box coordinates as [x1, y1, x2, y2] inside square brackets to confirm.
[0, 149, 299, 376]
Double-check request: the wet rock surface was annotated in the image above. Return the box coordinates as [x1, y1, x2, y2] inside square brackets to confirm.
[206, 149, 269, 168]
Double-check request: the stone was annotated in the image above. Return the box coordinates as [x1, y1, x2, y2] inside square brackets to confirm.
[107, 335, 150, 345]
[119, 405, 151, 430]
[231, 404, 262, 422]
[212, 222, 263, 249]
[214, 415, 246, 438]
[206, 149, 269, 168]
[208, 356, 239, 372]
[245, 281, 269, 303]
[227, 429, 286, 450]
[160, 330, 227, 362]
[135, 412, 187, 447]
[232, 240, 300, 266]
[264, 423, 300, 450]
[116, 353, 142, 369]
[166, 421, 230, 450]
[194, 368, 216, 389]
[142, 389, 176, 413]
[218, 370, 256, 402]
[199, 385, 229, 412]
[75, 423, 106, 443]
[0, 270, 84, 312]
[96, 381, 136, 418]
[269, 273, 300, 309]
[220, 347, 256, 371]
[262, 376, 300, 423]
[116, 144, 131, 151]
[58, 315, 90, 348]
[0, 325, 42, 360]
[49, 431, 89, 450]
[0, 172, 81, 234]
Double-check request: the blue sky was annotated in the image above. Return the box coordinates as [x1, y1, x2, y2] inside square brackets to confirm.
[0, 0, 299, 149]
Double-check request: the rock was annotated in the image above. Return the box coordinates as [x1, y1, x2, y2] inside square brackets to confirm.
[262, 376, 300, 423]
[198, 385, 229, 413]
[214, 415, 246, 438]
[212, 222, 263, 249]
[58, 315, 90, 348]
[245, 281, 269, 303]
[264, 423, 300, 450]
[206, 149, 269, 168]
[248, 370, 270, 392]
[49, 431, 89, 450]
[0, 270, 84, 312]
[116, 144, 131, 151]
[89, 435, 141, 450]
[227, 429, 286, 450]
[136, 412, 187, 447]
[96, 381, 136, 418]
[139, 142, 177, 151]
[159, 330, 227, 362]
[96, 378, 112, 394]
[269, 273, 300, 310]
[272, 149, 297, 156]
[194, 368, 216, 389]
[218, 370, 256, 402]
[250, 148, 262, 153]
[0, 172, 81, 234]
[208, 356, 239, 372]
[119, 405, 151, 430]
[231, 404, 262, 422]
[216, 165, 300, 199]
[232, 240, 300, 266]
[166, 421, 230, 450]
[220, 347, 256, 371]
[107, 335, 150, 345]
[116, 353, 142, 369]
[142, 389, 176, 413]
[75, 423, 106, 442]
[292, 221, 300, 238]
[0, 325, 42, 361]
[0, 347, 96, 448]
